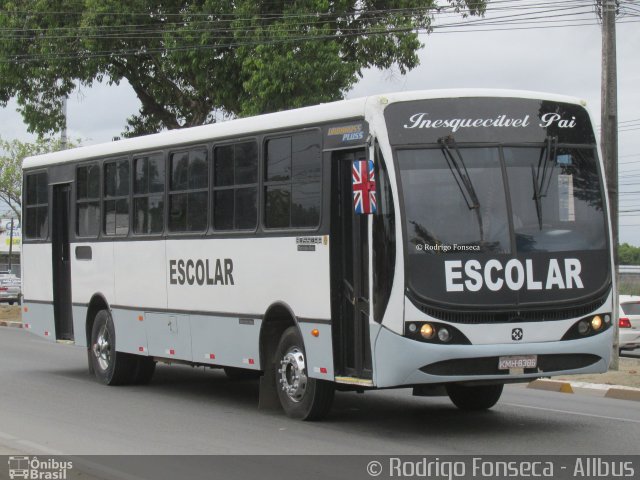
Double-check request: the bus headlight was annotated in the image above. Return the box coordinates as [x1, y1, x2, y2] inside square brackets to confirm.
[420, 323, 435, 339]
[591, 315, 603, 331]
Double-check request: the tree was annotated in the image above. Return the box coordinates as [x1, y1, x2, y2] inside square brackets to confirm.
[0, 1, 486, 137]
[0, 136, 71, 220]
[619, 243, 640, 266]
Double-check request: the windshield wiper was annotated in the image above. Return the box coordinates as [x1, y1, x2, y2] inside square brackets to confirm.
[438, 135, 484, 241]
[531, 136, 558, 230]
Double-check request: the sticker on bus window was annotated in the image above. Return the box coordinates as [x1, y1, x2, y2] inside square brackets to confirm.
[557, 153, 572, 165]
[558, 174, 575, 222]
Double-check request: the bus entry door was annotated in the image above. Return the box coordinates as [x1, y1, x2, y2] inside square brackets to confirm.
[52, 183, 74, 341]
[331, 150, 373, 379]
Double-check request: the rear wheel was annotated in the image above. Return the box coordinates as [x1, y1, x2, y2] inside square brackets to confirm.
[446, 383, 504, 411]
[90, 310, 137, 385]
[274, 326, 334, 420]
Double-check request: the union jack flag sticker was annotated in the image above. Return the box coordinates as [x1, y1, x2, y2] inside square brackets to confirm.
[352, 159, 377, 214]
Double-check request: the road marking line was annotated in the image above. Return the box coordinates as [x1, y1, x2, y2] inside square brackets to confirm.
[504, 402, 640, 424]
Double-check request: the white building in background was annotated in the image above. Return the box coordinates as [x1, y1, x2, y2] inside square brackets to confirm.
[0, 218, 21, 274]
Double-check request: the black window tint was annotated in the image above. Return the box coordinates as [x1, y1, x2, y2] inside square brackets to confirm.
[265, 186, 290, 228]
[77, 202, 100, 237]
[103, 159, 130, 236]
[266, 137, 291, 181]
[171, 152, 189, 190]
[168, 148, 208, 233]
[292, 182, 320, 227]
[189, 150, 208, 189]
[236, 142, 258, 184]
[236, 187, 257, 229]
[25, 172, 48, 239]
[213, 190, 234, 230]
[76, 164, 100, 237]
[133, 154, 165, 235]
[212, 141, 258, 231]
[292, 133, 321, 182]
[264, 131, 322, 229]
[214, 145, 234, 187]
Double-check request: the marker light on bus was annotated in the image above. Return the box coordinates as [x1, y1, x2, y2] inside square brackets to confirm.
[437, 327, 452, 343]
[420, 323, 435, 339]
[591, 315, 603, 331]
[577, 320, 590, 335]
[311, 329, 320, 337]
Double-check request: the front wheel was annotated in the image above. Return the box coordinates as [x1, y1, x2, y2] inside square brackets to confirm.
[90, 310, 137, 385]
[446, 383, 504, 411]
[275, 326, 334, 420]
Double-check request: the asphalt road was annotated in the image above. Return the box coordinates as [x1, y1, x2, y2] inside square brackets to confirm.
[1, 327, 639, 458]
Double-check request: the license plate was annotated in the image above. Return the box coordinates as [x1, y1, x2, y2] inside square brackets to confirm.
[498, 355, 537, 370]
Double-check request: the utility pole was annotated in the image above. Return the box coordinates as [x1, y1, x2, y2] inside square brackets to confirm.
[8, 217, 14, 273]
[61, 95, 68, 150]
[600, 0, 619, 369]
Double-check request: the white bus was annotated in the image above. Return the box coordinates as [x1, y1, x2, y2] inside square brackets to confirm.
[21, 90, 614, 420]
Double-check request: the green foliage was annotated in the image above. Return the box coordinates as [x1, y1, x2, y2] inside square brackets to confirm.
[0, 136, 73, 219]
[619, 243, 640, 266]
[0, 1, 486, 137]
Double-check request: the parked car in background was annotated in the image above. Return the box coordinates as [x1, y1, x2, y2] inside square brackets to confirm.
[619, 295, 640, 352]
[0, 271, 21, 305]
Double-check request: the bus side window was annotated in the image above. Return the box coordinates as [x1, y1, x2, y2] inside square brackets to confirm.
[372, 144, 396, 323]
[133, 154, 165, 235]
[168, 148, 208, 232]
[76, 164, 100, 238]
[103, 158, 130, 236]
[264, 131, 321, 229]
[24, 172, 49, 239]
[213, 141, 258, 231]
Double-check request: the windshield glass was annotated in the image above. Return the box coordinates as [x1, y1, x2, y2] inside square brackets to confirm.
[397, 144, 609, 308]
[399, 147, 510, 254]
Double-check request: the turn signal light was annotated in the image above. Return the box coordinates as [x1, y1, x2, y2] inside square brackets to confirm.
[619, 317, 632, 328]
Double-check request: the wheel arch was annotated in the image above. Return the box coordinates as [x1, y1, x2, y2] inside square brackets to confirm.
[259, 301, 301, 369]
[85, 293, 110, 347]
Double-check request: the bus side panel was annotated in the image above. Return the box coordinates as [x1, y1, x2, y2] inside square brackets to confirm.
[165, 237, 331, 320]
[111, 308, 149, 356]
[22, 243, 53, 302]
[301, 323, 334, 380]
[113, 240, 168, 310]
[22, 301, 55, 341]
[21, 243, 55, 340]
[71, 242, 115, 307]
[190, 315, 261, 369]
[145, 312, 192, 361]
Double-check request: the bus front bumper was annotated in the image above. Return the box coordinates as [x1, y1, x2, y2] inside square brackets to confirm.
[372, 325, 613, 388]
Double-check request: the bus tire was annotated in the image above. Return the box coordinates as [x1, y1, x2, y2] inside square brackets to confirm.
[446, 383, 504, 411]
[223, 366, 261, 380]
[90, 309, 137, 386]
[131, 357, 156, 385]
[274, 326, 334, 420]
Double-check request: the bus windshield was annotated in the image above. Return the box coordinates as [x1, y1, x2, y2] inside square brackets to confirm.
[397, 145, 609, 308]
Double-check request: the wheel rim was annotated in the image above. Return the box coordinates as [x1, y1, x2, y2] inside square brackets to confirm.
[92, 324, 111, 371]
[277, 347, 307, 402]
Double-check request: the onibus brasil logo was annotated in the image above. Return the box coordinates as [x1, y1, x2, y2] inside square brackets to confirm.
[7, 456, 73, 480]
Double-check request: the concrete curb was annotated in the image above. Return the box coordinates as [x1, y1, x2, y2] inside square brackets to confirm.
[0, 320, 22, 328]
[528, 378, 640, 402]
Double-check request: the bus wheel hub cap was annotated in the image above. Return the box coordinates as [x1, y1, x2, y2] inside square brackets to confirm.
[92, 325, 111, 371]
[278, 348, 307, 402]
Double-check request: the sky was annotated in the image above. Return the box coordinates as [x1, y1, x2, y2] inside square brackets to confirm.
[1, 1, 639, 243]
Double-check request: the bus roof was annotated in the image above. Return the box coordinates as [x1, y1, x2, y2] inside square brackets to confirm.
[23, 88, 585, 170]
